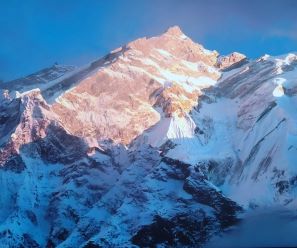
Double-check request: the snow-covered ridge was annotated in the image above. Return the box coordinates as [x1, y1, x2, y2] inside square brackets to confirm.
[159, 52, 297, 208]
[0, 64, 75, 93]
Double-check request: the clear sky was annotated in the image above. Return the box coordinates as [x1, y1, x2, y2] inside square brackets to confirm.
[1, 0, 297, 81]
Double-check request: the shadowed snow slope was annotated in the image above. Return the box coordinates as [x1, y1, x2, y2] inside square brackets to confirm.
[0, 26, 297, 247]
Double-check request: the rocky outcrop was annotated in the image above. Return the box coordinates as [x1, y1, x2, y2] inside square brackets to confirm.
[216, 52, 247, 70]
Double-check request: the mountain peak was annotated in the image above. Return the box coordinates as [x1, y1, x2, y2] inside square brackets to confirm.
[164, 25, 185, 37]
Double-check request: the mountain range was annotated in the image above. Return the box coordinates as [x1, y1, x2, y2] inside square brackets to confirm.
[0, 26, 297, 247]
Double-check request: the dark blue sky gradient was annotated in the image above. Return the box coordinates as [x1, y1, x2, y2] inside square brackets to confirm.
[0, 0, 297, 81]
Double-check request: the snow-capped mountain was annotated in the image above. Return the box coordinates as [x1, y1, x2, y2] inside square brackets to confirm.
[0, 26, 296, 247]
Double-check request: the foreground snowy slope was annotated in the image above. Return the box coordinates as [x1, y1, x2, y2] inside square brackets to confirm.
[153, 53, 297, 207]
[0, 26, 296, 247]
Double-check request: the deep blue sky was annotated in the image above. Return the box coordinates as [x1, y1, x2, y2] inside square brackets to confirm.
[1, 0, 297, 81]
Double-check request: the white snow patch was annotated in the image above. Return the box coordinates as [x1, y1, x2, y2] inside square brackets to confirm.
[273, 85, 284, 97]
[257, 54, 271, 62]
[144, 115, 196, 147]
[182, 60, 220, 76]
[274, 53, 297, 75]
[272, 77, 286, 97]
[159, 69, 216, 92]
[203, 48, 216, 56]
[155, 49, 173, 57]
[180, 34, 188, 40]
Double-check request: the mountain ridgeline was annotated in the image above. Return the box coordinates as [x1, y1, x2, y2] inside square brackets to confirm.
[0, 26, 296, 247]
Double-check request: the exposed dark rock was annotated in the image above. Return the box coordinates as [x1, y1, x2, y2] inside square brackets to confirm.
[82, 241, 102, 248]
[276, 180, 290, 194]
[159, 140, 177, 156]
[183, 175, 242, 229]
[25, 210, 38, 225]
[256, 101, 277, 123]
[162, 156, 191, 180]
[22, 233, 40, 248]
[132, 213, 216, 247]
[1, 154, 26, 173]
[54, 228, 69, 241]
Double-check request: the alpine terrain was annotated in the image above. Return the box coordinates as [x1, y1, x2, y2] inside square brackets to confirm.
[0, 26, 297, 247]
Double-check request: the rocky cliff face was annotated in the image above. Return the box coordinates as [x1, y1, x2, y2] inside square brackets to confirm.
[0, 26, 296, 247]
[49, 26, 220, 145]
[216, 52, 247, 70]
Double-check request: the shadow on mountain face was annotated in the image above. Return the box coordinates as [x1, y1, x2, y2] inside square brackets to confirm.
[128, 146, 243, 248]
[0, 123, 128, 247]
[0, 100, 244, 247]
[0, 98, 22, 143]
[20, 122, 89, 165]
